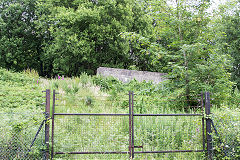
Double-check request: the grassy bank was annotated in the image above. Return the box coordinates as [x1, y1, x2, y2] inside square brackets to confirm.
[0, 68, 239, 159]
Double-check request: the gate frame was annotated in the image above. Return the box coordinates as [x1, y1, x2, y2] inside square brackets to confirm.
[44, 89, 50, 160]
[130, 91, 205, 159]
[49, 90, 212, 159]
[50, 90, 130, 159]
[205, 92, 212, 159]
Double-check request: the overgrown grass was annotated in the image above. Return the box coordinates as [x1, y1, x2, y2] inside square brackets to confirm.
[46, 75, 204, 159]
[211, 106, 240, 159]
[0, 68, 44, 111]
[0, 68, 46, 159]
[1, 68, 239, 159]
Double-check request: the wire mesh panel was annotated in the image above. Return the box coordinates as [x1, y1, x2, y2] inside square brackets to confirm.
[0, 112, 46, 160]
[52, 114, 129, 159]
[133, 115, 204, 159]
[54, 115, 129, 153]
[54, 96, 130, 114]
[211, 112, 240, 159]
[134, 115, 203, 152]
[51, 89, 131, 159]
[51, 90, 207, 159]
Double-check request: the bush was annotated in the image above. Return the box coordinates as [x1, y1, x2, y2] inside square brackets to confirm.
[211, 107, 240, 160]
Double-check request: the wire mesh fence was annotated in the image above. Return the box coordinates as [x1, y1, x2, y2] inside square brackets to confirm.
[134, 116, 203, 152]
[0, 112, 47, 160]
[53, 94, 130, 114]
[2, 84, 238, 159]
[52, 114, 130, 159]
[53, 115, 129, 153]
[211, 112, 240, 160]
[51, 90, 207, 159]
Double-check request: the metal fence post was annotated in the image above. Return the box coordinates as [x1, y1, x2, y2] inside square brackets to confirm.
[131, 91, 134, 159]
[45, 89, 50, 160]
[51, 90, 56, 160]
[201, 92, 205, 152]
[128, 91, 132, 159]
[205, 92, 212, 159]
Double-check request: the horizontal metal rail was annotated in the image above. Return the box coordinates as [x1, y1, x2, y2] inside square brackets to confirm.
[55, 151, 129, 154]
[55, 150, 204, 155]
[54, 113, 129, 116]
[54, 113, 203, 116]
[133, 114, 203, 116]
[135, 150, 204, 154]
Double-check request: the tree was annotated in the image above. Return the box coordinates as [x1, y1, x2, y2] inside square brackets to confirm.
[37, 0, 154, 76]
[142, 0, 233, 104]
[0, 0, 44, 74]
[214, 0, 240, 89]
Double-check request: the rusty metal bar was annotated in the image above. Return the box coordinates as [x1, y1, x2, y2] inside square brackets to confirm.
[131, 91, 134, 159]
[133, 94, 202, 97]
[53, 113, 202, 117]
[55, 151, 129, 154]
[202, 117, 205, 151]
[201, 92, 205, 152]
[133, 114, 202, 116]
[205, 92, 212, 159]
[54, 113, 129, 116]
[51, 90, 56, 160]
[46, 149, 204, 155]
[45, 89, 50, 160]
[128, 91, 132, 159]
[134, 150, 204, 154]
[51, 90, 206, 158]
[25, 119, 46, 158]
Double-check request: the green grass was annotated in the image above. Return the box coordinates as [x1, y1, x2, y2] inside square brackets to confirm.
[0, 68, 44, 112]
[0, 68, 47, 159]
[48, 75, 204, 159]
[1, 68, 239, 159]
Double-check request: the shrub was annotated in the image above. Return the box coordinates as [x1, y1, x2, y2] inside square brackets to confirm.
[211, 107, 240, 159]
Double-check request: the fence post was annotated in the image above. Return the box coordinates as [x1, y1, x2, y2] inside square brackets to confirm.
[51, 90, 56, 160]
[205, 92, 212, 159]
[131, 91, 134, 159]
[201, 92, 205, 152]
[45, 89, 50, 160]
[128, 91, 132, 159]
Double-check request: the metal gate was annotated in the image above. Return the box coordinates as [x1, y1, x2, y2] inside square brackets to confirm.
[128, 91, 206, 159]
[50, 90, 212, 159]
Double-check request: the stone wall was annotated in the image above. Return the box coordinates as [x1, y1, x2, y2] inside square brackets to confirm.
[97, 67, 167, 84]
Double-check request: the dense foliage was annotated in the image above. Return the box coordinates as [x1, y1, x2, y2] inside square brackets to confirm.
[1, 1, 240, 158]
[0, 1, 234, 95]
[0, 0, 43, 73]
[1, 0, 240, 101]
[0, 68, 43, 110]
[0, 67, 239, 159]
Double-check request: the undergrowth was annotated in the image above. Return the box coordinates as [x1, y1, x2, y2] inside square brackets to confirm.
[1, 68, 239, 159]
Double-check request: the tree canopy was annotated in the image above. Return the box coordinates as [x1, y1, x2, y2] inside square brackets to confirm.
[1, 0, 240, 100]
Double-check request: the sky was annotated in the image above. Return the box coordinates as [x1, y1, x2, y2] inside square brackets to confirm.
[166, 0, 229, 8]
[166, 0, 231, 14]
[210, 0, 228, 10]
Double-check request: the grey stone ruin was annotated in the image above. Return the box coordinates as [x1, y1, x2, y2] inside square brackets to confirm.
[97, 67, 167, 84]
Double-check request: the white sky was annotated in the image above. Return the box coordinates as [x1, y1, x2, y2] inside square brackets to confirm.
[166, 0, 231, 14]
[210, 0, 228, 10]
[166, 0, 229, 9]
